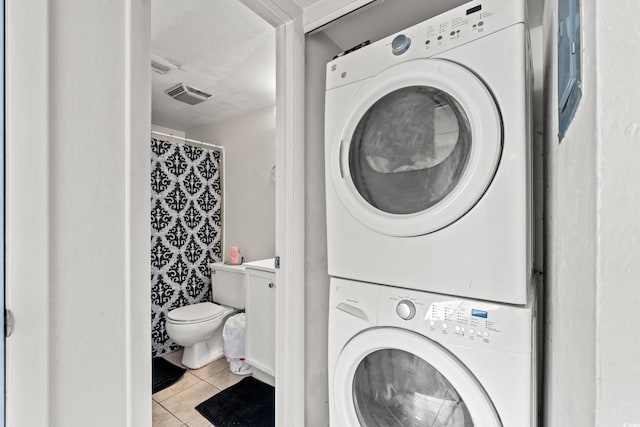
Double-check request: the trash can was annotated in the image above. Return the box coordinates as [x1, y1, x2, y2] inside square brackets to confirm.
[223, 313, 252, 375]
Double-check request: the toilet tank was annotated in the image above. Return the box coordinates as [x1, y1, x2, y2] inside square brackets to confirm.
[210, 263, 246, 309]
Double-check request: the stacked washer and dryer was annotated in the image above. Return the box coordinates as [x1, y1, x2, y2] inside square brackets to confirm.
[324, 1, 538, 426]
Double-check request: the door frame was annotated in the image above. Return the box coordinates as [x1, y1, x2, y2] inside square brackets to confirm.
[6, 1, 51, 426]
[239, 2, 306, 425]
[0, 0, 5, 423]
[275, 14, 306, 427]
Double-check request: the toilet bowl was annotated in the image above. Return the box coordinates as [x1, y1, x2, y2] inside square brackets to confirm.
[166, 263, 247, 369]
[166, 302, 237, 369]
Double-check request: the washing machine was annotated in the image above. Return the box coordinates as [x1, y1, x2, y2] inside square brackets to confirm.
[324, 0, 533, 304]
[329, 277, 539, 427]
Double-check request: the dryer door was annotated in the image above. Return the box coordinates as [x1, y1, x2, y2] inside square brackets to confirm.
[329, 58, 502, 236]
[333, 328, 502, 427]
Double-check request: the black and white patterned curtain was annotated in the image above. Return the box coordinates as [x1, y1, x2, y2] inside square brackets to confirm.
[150, 137, 223, 356]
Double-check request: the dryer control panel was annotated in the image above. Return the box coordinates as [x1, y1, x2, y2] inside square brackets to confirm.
[418, 2, 499, 53]
[326, 0, 526, 91]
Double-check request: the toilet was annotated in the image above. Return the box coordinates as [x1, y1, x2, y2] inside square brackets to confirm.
[166, 263, 246, 369]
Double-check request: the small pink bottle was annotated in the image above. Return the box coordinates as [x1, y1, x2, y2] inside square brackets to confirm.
[229, 246, 243, 265]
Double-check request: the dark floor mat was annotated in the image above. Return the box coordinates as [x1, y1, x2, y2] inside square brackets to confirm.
[195, 376, 275, 427]
[152, 357, 186, 394]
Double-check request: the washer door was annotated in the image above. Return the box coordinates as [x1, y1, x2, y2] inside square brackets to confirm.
[334, 328, 502, 427]
[329, 59, 502, 236]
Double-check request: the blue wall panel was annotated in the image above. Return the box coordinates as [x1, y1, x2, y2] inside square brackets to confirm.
[558, 0, 582, 141]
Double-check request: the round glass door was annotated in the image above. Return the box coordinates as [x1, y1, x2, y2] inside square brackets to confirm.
[350, 86, 471, 215]
[333, 328, 502, 427]
[353, 349, 473, 427]
[329, 59, 502, 236]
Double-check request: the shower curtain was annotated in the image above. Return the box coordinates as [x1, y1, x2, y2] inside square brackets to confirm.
[150, 137, 223, 356]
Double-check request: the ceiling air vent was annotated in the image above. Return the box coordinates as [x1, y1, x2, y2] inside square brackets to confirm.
[165, 83, 213, 105]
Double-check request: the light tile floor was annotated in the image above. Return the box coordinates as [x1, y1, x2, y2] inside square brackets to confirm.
[152, 350, 248, 427]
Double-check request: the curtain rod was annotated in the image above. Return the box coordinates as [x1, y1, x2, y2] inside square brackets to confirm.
[151, 130, 224, 152]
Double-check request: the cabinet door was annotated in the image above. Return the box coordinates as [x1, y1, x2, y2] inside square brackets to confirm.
[246, 273, 276, 376]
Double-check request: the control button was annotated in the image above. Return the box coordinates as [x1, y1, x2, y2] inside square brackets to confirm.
[425, 40, 431, 45]
[430, 321, 435, 327]
[455, 326, 461, 332]
[391, 34, 411, 56]
[395, 300, 416, 320]
[477, 330, 483, 336]
[473, 24, 477, 28]
[483, 331, 490, 338]
[478, 21, 484, 27]
[437, 35, 443, 41]
[469, 328, 475, 335]
[450, 31, 455, 36]
[442, 323, 448, 329]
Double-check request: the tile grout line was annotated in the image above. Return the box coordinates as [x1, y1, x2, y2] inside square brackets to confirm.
[156, 376, 205, 407]
[152, 399, 187, 426]
[153, 372, 203, 402]
[159, 376, 221, 425]
[154, 355, 235, 426]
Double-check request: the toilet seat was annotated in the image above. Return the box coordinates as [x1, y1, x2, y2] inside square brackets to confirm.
[167, 302, 228, 324]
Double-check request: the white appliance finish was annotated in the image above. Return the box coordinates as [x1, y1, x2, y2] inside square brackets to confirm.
[324, 0, 533, 304]
[329, 277, 538, 427]
[244, 259, 276, 386]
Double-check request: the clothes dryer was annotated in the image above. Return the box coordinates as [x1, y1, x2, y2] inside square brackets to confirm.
[328, 277, 539, 427]
[324, 0, 533, 303]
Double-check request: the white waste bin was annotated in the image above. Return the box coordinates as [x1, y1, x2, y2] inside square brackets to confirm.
[223, 313, 252, 375]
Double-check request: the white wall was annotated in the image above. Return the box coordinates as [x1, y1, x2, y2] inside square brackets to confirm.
[593, 1, 640, 425]
[6, 1, 51, 425]
[48, 1, 152, 426]
[187, 106, 276, 263]
[543, 0, 640, 425]
[6, 0, 151, 426]
[542, 0, 598, 424]
[304, 32, 341, 427]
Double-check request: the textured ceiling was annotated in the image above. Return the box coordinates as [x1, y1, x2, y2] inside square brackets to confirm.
[151, 0, 275, 131]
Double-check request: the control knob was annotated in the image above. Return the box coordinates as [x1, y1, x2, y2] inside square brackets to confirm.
[391, 34, 411, 56]
[396, 300, 416, 320]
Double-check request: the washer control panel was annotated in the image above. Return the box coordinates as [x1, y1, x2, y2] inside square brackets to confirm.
[426, 301, 499, 343]
[377, 284, 534, 353]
